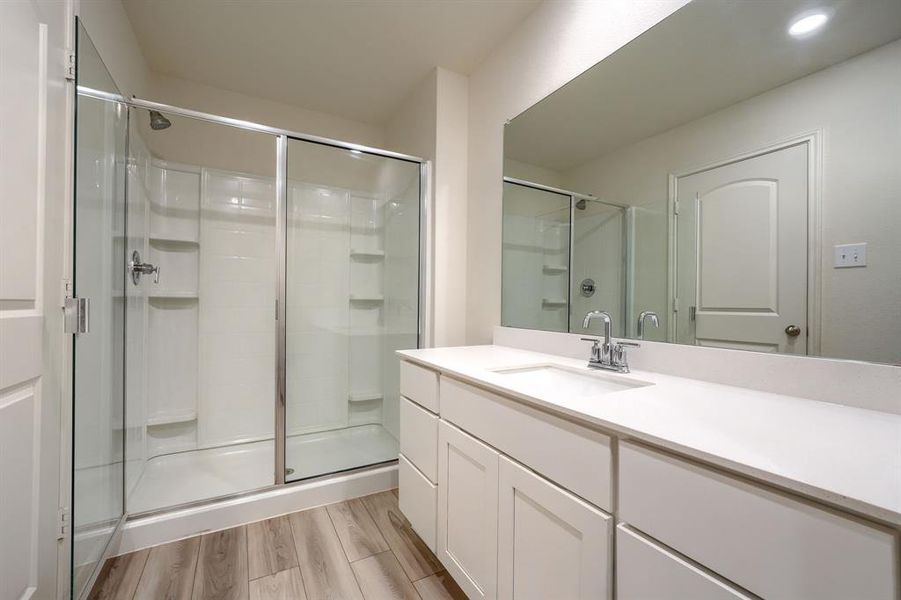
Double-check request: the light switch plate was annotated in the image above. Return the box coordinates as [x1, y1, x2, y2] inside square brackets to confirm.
[834, 243, 867, 268]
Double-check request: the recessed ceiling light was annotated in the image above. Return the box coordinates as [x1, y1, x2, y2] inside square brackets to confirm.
[788, 11, 830, 37]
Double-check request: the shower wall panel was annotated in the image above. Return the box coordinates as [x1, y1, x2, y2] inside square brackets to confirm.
[198, 170, 276, 447]
[286, 181, 352, 435]
[144, 162, 201, 457]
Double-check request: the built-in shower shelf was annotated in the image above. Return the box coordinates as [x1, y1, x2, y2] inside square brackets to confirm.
[542, 264, 568, 273]
[348, 392, 383, 403]
[147, 409, 197, 427]
[349, 294, 384, 303]
[350, 249, 385, 259]
[542, 298, 567, 307]
[150, 235, 200, 246]
[149, 291, 199, 299]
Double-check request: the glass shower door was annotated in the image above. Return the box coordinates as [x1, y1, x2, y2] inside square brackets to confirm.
[72, 20, 127, 598]
[284, 139, 420, 482]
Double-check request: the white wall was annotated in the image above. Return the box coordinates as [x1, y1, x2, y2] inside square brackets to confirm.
[464, 0, 691, 343]
[432, 69, 469, 347]
[150, 73, 385, 148]
[384, 67, 469, 348]
[503, 158, 564, 189]
[78, 0, 149, 97]
[563, 40, 901, 363]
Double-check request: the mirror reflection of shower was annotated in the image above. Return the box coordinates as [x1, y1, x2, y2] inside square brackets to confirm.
[501, 177, 631, 336]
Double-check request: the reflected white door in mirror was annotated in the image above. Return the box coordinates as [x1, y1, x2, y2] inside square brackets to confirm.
[673, 142, 810, 354]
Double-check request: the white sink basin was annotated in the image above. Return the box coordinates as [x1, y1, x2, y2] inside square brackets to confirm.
[490, 364, 652, 398]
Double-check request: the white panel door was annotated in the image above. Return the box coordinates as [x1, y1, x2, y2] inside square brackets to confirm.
[0, 2, 46, 599]
[437, 420, 499, 600]
[675, 144, 808, 353]
[497, 456, 611, 600]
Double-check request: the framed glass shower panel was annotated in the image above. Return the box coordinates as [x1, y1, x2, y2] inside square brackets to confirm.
[284, 138, 420, 483]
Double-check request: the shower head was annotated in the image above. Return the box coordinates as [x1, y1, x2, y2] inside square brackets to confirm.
[575, 198, 587, 210]
[149, 110, 171, 130]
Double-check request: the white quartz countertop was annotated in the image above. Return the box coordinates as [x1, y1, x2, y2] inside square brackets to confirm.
[397, 345, 901, 527]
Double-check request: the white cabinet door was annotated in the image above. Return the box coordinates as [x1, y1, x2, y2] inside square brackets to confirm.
[437, 420, 500, 600]
[497, 456, 611, 600]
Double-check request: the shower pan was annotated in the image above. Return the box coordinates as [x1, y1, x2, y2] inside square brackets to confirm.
[71, 19, 426, 600]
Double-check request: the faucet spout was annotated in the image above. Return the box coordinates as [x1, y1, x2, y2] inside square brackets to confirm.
[637, 310, 659, 339]
[582, 310, 612, 348]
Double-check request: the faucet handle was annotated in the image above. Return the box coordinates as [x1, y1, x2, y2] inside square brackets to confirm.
[580, 337, 603, 363]
[617, 341, 640, 348]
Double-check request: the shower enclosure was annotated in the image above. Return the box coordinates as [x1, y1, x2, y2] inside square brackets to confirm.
[71, 20, 425, 600]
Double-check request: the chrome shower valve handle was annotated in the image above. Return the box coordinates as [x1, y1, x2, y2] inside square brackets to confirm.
[128, 250, 160, 285]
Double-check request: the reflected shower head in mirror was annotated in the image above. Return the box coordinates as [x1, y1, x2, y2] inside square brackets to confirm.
[575, 198, 587, 210]
[149, 110, 171, 130]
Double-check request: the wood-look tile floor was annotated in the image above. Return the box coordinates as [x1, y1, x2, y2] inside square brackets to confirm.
[89, 490, 466, 600]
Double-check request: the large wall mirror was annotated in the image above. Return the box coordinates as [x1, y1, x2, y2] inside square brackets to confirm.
[502, 0, 901, 365]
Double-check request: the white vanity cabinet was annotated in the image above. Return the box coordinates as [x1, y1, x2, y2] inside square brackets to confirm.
[497, 456, 611, 600]
[396, 358, 900, 600]
[399, 360, 615, 600]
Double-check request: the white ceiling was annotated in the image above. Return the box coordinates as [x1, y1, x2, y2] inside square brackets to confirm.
[122, 0, 541, 124]
[505, 0, 901, 172]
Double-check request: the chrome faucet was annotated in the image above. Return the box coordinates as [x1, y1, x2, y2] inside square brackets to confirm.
[581, 310, 637, 373]
[637, 310, 659, 340]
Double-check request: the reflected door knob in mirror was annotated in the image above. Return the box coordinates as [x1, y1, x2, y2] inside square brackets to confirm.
[785, 325, 802, 337]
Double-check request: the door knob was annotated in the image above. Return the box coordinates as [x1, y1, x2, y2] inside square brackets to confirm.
[785, 325, 802, 337]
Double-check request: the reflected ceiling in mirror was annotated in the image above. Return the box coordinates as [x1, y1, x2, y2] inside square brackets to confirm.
[502, 0, 901, 366]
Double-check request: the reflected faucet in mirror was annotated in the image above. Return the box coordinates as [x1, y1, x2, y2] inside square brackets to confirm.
[637, 311, 659, 340]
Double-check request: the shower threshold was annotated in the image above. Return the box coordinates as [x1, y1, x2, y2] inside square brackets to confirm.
[127, 424, 398, 514]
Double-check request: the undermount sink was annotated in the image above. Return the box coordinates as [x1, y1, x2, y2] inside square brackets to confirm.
[490, 364, 652, 398]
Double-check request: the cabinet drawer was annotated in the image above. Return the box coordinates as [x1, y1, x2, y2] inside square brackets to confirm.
[400, 360, 439, 412]
[617, 524, 752, 600]
[440, 377, 612, 511]
[619, 442, 898, 600]
[400, 396, 438, 483]
[398, 454, 437, 552]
